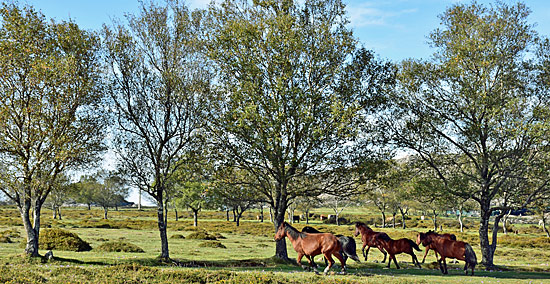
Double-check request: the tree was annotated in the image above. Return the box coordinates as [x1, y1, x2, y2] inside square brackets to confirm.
[0, 4, 106, 257]
[92, 171, 129, 220]
[44, 174, 75, 220]
[74, 175, 101, 210]
[388, 2, 550, 267]
[205, 0, 394, 259]
[103, 0, 210, 260]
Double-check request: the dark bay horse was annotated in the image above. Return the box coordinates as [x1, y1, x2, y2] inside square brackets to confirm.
[417, 231, 477, 275]
[415, 230, 456, 263]
[354, 222, 388, 262]
[275, 222, 346, 274]
[301, 226, 361, 264]
[375, 233, 422, 269]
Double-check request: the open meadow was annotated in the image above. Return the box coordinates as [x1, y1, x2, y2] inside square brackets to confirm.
[1, 206, 549, 284]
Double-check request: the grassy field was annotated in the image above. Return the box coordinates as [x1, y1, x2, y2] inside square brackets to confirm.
[0, 206, 549, 283]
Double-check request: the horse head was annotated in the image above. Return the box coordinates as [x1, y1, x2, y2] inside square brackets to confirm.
[418, 231, 434, 246]
[274, 222, 287, 241]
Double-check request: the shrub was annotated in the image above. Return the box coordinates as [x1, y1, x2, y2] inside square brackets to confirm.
[186, 231, 217, 240]
[198, 241, 226, 249]
[170, 234, 186, 239]
[39, 228, 92, 252]
[95, 241, 145, 253]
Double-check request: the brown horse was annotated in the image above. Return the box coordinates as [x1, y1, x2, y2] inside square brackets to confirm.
[415, 230, 456, 263]
[354, 222, 388, 262]
[275, 222, 346, 274]
[417, 231, 477, 275]
[375, 233, 422, 269]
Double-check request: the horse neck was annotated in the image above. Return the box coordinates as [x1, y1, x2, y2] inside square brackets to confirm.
[360, 225, 374, 236]
[284, 225, 303, 243]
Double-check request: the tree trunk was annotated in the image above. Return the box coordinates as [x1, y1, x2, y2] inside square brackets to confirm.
[272, 181, 289, 260]
[103, 207, 109, 220]
[57, 207, 62, 220]
[232, 207, 237, 222]
[305, 208, 310, 224]
[392, 212, 396, 228]
[458, 209, 464, 232]
[400, 208, 406, 229]
[157, 200, 169, 260]
[432, 210, 438, 231]
[87, 203, 91, 210]
[503, 209, 511, 234]
[138, 188, 142, 211]
[53, 206, 57, 219]
[175, 208, 178, 221]
[193, 209, 198, 227]
[479, 205, 499, 268]
[20, 199, 40, 257]
[381, 211, 386, 228]
[226, 209, 229, 221]
[542, 213, 550, 238]
[260, 205, 264, 222]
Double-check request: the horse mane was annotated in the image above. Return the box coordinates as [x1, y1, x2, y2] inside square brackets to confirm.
[355, 221, 371, 231]
[376, 232, 392, 242]
[284, 222, 306, 239]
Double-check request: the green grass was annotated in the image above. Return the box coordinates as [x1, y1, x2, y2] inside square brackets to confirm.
[0, 207, 549, 283]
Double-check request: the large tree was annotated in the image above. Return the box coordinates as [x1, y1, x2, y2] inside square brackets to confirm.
[0, 4, 106, 257]
[103, 0, 210, 260]
[205, 0, 394, 259]
[388, 2, 550, 267]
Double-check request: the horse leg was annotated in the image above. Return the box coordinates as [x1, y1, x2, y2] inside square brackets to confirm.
[362, 243, 368, 261]
[421, 248, 429, 263]
[441, 257, 448, 274]
[306, 255, 319, 273]
[411, 253, 421, 268]
[334, 250, 347, 274]
[323, 253, 335, 275]
[378, 246, 387, 263]
[391, 254, 400, 269]
[463, 262, 468, 275]
[297, 253, 308, 270]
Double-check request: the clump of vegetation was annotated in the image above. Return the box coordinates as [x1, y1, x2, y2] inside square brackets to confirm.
[198, 241, 226, 249]
[0, 228, 19, 243]
[95, 241, 145, 253]
[170, 234, 185, 239]
[186, 231, 217, 240]
[39, 228, 92, 252]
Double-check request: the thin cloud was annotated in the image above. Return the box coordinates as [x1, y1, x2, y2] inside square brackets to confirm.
[346, 2, 417, 28]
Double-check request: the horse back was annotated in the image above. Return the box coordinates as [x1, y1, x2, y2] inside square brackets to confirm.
[434, 239, 467, 260]
[301, 232, 340, 256]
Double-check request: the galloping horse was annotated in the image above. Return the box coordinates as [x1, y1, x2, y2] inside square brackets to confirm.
[415, 230, 456, 263]
[301, 226, 361, 264]
[417, 231, 477, 275]
[275, 222, 346, 274]
[354, 222, 388, 262]
[375, 233, 422, 269]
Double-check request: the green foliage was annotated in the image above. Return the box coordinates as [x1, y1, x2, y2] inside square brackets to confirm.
[198, 241, 226, 249]
[38, 228, 92, 252]
[95, 241, 145, 253]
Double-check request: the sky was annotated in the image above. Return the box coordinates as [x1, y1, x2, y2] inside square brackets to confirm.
[17, 0, 550, 206]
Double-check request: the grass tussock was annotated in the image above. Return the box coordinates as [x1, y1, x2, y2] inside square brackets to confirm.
[170, 234, 185, 239]
[198, 241, 226, 249]
[38, 228, 92, 252]
[186, 231, 217, 240]
[95, 241, 145, 253]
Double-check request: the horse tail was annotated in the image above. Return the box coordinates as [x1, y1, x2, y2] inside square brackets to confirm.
[464, 243, 477, 266]
[409, 239, 421, 251]
[340, 236, 361, 263]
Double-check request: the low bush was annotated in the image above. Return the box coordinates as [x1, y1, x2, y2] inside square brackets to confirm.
[186, 231, 217, 240]
[39, 228, 92, 252]
[170, 234, 185, 239]
[95, 241, 145, 253]
[198, 241, 226, 248]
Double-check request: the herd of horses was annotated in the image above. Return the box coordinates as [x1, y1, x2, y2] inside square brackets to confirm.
[274, 221, 477, 276]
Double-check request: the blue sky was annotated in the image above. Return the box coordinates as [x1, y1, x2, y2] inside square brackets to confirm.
[18, 0, 550, 206]
[21, 0, 550, 62]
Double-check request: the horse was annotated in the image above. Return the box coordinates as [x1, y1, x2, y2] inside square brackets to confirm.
[354, 222, 388, 262]
[375, 233, 422, 269]
[417, 231, 477, 275]
[301, 226, 361, 264]
[275, 222, 346, 275]
[415, 230, 456, 263]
